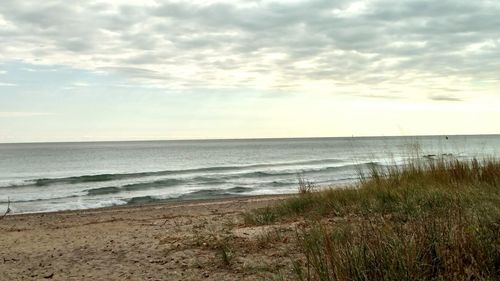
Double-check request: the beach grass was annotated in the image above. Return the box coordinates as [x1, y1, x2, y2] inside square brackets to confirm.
[244, 157, 500, 280]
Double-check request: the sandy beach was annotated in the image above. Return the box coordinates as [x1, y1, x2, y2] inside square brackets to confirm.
[0, 195, 298, 281]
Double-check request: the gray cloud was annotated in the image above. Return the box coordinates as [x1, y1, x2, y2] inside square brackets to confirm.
[428, 94, 464, 102]
[0, 0, 499, 96]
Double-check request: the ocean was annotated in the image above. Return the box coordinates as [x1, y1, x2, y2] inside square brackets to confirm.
[1, 135, 499, 214]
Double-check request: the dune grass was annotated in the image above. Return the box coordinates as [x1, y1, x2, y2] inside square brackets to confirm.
[244, 157, 500, 280]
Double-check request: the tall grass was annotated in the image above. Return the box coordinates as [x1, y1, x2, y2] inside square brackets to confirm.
[296, 210, 499, 281]
[245, 157, 500, 280]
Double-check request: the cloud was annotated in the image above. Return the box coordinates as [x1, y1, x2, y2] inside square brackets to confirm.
[428, 94, 464, 102]
[0, 82, 16, 86]
[0, 0, 499, 96]
[0, 112, 54, 117]
[71, 81, 91, 87]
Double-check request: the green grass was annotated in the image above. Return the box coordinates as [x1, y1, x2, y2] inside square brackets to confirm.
[245, 157, 500, 280]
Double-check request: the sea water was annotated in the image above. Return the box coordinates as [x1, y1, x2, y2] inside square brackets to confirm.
[1, 135, 499, 214]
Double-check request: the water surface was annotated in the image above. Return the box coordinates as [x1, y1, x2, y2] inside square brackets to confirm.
[1, 135, 499, 213]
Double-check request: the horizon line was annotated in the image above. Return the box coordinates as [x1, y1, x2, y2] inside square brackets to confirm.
[1, 133, 499, 145]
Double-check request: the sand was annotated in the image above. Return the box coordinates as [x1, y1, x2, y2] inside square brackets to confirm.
[0, 195, 300, 281]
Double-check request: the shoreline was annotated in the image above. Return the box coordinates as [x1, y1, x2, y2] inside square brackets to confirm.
[4, 193, 296, 218]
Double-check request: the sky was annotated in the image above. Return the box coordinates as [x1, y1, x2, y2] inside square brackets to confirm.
[0, 0, 499, 143]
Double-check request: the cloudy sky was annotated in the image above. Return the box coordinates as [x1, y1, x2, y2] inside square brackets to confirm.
[0, 0, 499, 142]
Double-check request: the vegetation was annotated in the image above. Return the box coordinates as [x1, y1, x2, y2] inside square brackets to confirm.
[0, 197, 11, 220]
[245, 157, 500, 280]
[217, 239, 234, 267]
